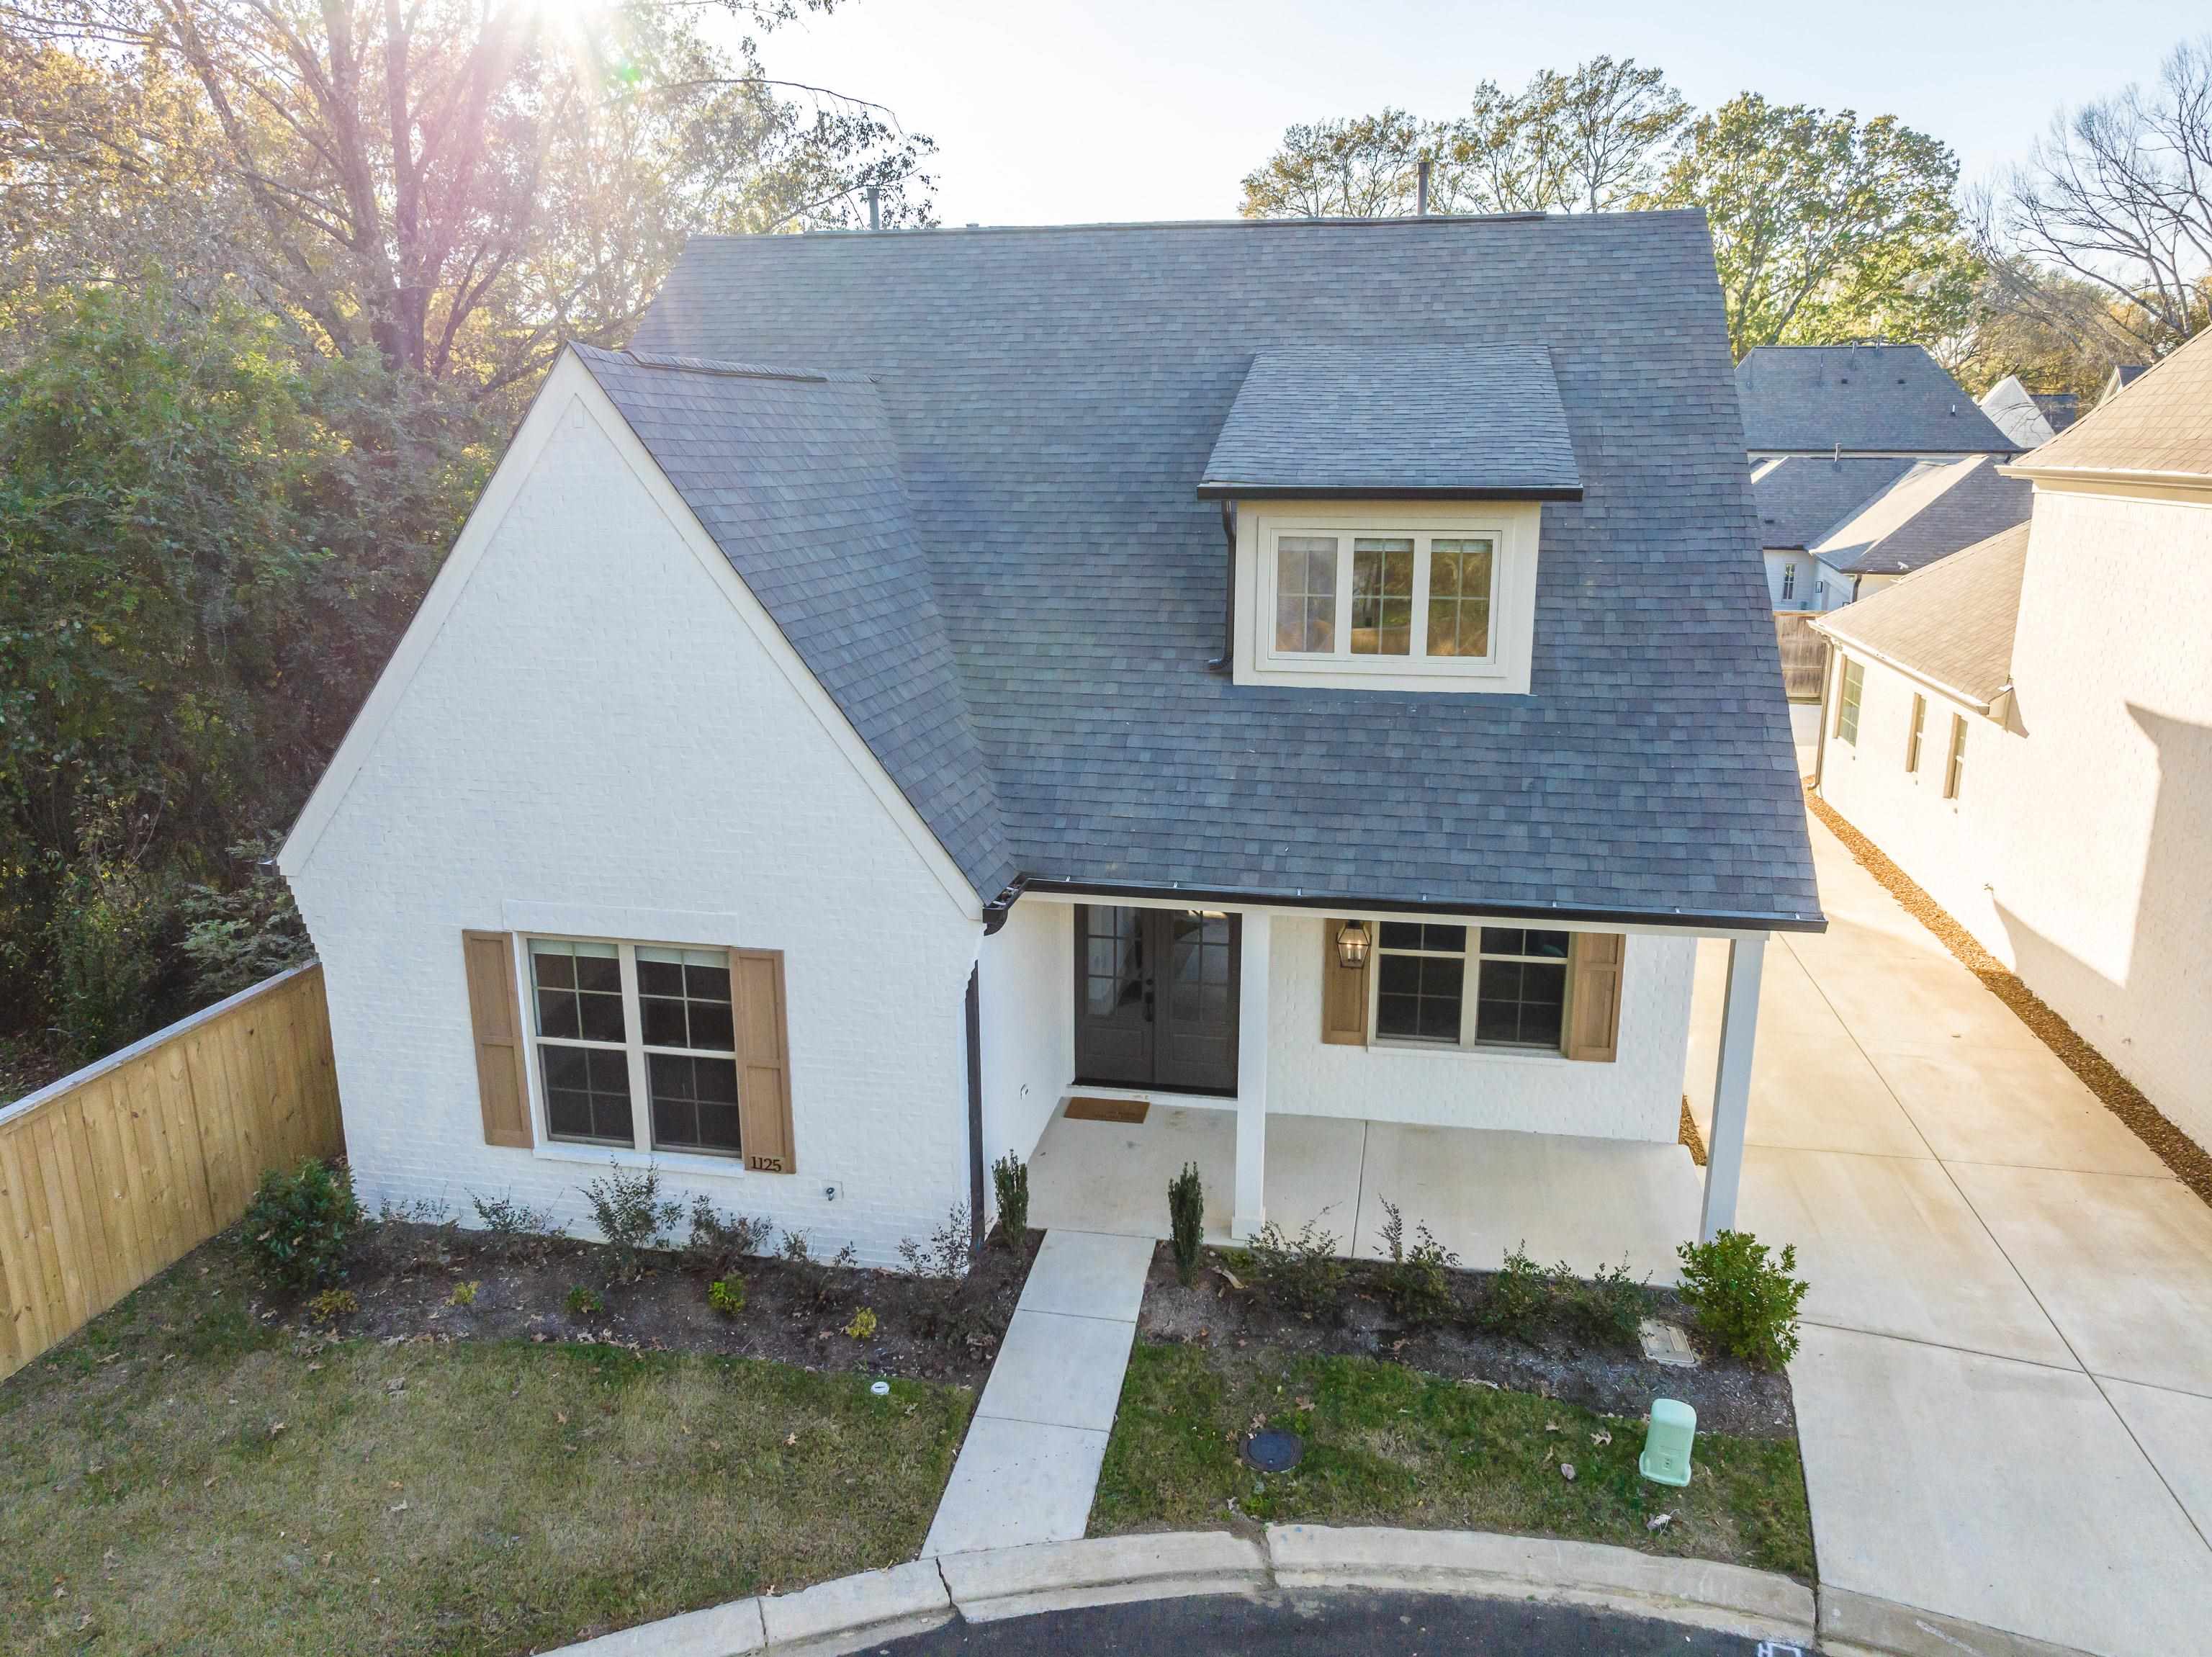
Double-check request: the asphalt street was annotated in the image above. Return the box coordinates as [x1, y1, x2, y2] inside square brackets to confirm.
[879, 1589, 1809, 1655]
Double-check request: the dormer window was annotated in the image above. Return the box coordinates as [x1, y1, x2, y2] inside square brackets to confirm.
[1237, 503, 1539, 692]
[1272, 530, 1498, 662]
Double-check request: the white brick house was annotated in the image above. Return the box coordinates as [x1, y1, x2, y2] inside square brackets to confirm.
[282, 217, 1819, 1265]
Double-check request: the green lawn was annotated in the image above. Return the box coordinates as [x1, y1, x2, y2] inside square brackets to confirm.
[1093, 1341, 1814, 1580]
[0, 1238, 971, 1656]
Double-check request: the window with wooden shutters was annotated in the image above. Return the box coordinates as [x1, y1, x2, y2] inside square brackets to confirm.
[463, 932, 534, 1146]
[516, 937, 791, 1171]
[1321, 920, 1368, 1045]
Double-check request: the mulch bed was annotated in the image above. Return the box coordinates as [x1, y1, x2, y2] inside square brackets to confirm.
[1808, 789, 2212, 1209]
[1137, 1244, 1795, 1440]
[297, 1221, 1043, 1389]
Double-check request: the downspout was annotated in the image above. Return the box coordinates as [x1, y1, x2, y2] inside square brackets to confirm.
[1207, 499, 1237, 673]
[1811, 637, 1835, 796]
[965, 964, 984, 1256]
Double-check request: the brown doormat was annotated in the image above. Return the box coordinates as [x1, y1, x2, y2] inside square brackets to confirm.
[1064, 1096, 1148, 1125]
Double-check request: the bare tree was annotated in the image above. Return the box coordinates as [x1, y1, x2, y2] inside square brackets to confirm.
[1995, 36, 2212, 356]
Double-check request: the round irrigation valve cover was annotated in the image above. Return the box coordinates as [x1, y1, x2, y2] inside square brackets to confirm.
[1241, 1427, 1304, 1473]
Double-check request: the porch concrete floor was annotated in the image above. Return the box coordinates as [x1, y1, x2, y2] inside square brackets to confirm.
[1028, 1102, 1702, 1286]
[1687, 814, 2212, 1657]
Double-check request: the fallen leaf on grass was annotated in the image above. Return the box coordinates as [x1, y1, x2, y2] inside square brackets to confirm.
[1589, 1429, 1611, 1447]
[1560, 1463, 1576, 1482]
[1646, 1512, 1673, 1532]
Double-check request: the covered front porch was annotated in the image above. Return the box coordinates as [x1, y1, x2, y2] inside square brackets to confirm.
[1027, 1102, 1708, 1285]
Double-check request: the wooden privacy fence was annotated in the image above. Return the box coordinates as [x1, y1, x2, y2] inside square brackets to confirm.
[1774, 610, 1830, 702]
[0, 963, 342, 1382]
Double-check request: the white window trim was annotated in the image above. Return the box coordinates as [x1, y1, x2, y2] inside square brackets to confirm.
[1233, 499, 1540, 694]
[520, 935, 745, 1162]
[1367, 924, 1575, 1056]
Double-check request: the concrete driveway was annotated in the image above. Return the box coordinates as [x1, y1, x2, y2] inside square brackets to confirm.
[1688, 817, 2212, 1656]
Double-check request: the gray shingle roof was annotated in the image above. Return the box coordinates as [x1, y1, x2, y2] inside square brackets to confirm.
[1197, 344, 1581, 499]
[1753, 455, 1915, 549]
[1737, 343, 2018, 455]
[1979, 375, 2057, 448]
[1813, 456, 2032, 577]
[1815, 523, 2027, 709]
[572, 344, 1017, 898]
[623, 215, 1819, 929]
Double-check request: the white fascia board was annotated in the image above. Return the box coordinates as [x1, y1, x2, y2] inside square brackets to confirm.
[281, 349, 986, 922]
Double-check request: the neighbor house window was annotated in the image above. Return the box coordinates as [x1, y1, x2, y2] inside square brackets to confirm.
[1944, 715, 1967, 800]
[1270, 529, 1499, 665]
[1836, 657, 1863, 745]
[1906, 693, 1926, 772]
[1374, 923, 1570, 1050]
[530, 939, 741, 1157]
[1780, 562, 1797, 601]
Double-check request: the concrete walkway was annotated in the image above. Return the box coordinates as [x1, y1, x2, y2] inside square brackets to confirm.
[920, 1229, 1154, 1558]
[1689, 815, 2212, 1657]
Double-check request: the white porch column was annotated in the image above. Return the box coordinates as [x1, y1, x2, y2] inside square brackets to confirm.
[1233, 910, 1271, 1240]
[1699, 934, 1766, 1243]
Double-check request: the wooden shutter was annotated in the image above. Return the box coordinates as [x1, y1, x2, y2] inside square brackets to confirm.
[731, 949, 796, 1174]
[462, 931, 534, 1146]
[1321, 920, 1368, 1046]
[1563, 933, 1625, 1062]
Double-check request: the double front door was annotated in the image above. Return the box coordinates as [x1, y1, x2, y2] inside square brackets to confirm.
[1074, 905, 1240, 1095]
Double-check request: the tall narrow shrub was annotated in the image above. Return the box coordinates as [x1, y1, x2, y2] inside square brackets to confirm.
[1168, 1162, 1205, 1285]
[991, 1151, 1029, 1244]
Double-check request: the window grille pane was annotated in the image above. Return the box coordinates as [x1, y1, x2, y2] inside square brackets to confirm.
[541, 1041, 634, 1144]
[531, 939, 624, 1044]
[1351, 538, 1414, 656]
[1275, 536, 1338, 653]
[1427, 539, 1493, 658]
[636, 946, 734, 1053]
[649, 1053, 742, 1156]
[1475, 958, 1566, 1046]
[1376, 952, 1462, 1041]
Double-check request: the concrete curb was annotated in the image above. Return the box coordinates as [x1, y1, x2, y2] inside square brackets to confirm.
[938, 1532, 1269, 1623]
[537, 1526, 2089, 1657]
[1818, 1584, 2101, 1657]
[1266, 1524, 1817, 1645]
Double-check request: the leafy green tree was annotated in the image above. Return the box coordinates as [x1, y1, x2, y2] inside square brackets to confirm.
[0, 285, 487, 1050]
[1650, 94, 1982, 358]
[1239, 107, 1429, 218]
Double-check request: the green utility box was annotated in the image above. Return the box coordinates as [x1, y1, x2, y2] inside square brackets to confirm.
[1640, 1398, 1696, 1487]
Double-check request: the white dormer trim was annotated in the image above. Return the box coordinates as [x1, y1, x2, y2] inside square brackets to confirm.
[1230, 498, 1541, 694]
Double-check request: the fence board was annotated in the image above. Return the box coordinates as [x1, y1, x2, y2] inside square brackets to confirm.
[1774, 611, 1830, 701]
[0, 964, 342, 1382]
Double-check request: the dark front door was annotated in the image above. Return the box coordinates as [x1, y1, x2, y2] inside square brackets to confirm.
[1074, 906, 1240, 1095]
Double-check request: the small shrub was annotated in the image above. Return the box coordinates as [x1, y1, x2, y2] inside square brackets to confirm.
[243, 1158, 361, 1289]
[1676, 1230, 1808, 1369]
[991, 1152, 1030, 1244]
[446, 1280, 480, 1308]
[565, 1285, 603, 1318]
[685, 1195, 773, 1275]
[579, 1162, 680, 1280]
[1376, 1198, 1460, 1326]
[1168, 1162, 1205, 1286]
[177, 835, 313, 1002]
[469, 1190, 556, 1244]
[706, 1277, 745, 1316]
[1480, 1243, 1549, 1339]
[1247, 1219, 1349, 1322]
[898, 1204, 973, 1280]
[307, 1288, 358, 1325]
[1557, 1257, 1647, 1350]
[843, 1307, 878, 1340]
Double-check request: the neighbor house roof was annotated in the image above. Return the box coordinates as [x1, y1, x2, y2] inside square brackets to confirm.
[1813, 523, 2028, 711]
[2013, 327, 2212, 482]
[1751, 454, 1915, 549]
[1812, 455, 2033, 578]
[1978, 374, 2057, 448]
[1196, 343, 1581, 500]
[620, 214, 1818, 930]
[572, 346, 1017, 897]
[1737, 343, 2017, 455]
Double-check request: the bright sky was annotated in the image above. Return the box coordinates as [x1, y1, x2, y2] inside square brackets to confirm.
[743, 0, 2191, 225]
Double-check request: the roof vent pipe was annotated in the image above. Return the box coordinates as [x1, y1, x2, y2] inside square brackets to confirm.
[1417, 159, 1431, 217]
[866, 184, 881, 232]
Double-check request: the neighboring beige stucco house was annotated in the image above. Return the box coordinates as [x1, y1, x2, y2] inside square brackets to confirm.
[1812, 331, 2212, 1146]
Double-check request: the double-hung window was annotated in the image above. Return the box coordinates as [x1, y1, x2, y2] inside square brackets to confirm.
[1374, 923, 1571, 1051]
[1906, 693, 1926, 772]
[529, 939, 742, 1158]
[1944, 715, 1967, 800]
[1269, 530, 1498, 665]
[1836, 657, 1863, 745]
